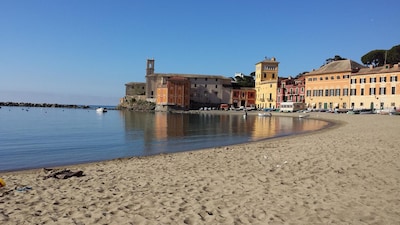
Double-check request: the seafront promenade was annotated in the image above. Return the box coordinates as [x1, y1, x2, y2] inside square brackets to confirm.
[1, 112, 399, 224]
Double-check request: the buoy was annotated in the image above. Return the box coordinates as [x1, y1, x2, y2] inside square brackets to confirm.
[0, 178, 5, 187]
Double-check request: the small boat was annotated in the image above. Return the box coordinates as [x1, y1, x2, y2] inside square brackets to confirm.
[258, 112, 272, 117]
[298, 114, 310, 118]
[96, 107, 107, 113]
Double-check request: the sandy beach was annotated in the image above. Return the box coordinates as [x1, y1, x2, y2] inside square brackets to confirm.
[1, 112, 399, 225]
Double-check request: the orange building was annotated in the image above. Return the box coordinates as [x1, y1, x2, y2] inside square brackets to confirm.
[305, 59, 400, 111]
[231, 87, 256, 108]
[350, 63, 400, 110]
[156, 76, 190, 110]
[305, 60, 366, 110]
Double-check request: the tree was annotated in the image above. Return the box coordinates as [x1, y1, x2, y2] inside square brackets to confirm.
[231, 72, 255, 87]
[361, 44, 400, 66]
[323, 55, 347, 66]
[387, 45, 400, 64]
[361, 49, 386, 67]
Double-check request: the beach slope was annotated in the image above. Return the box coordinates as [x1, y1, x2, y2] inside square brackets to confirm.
[1, 113, 399, 224]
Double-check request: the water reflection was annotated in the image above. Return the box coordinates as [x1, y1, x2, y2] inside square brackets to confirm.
[120, 111, 329, 156]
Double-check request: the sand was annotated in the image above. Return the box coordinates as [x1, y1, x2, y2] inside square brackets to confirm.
[1, 112, 399, 225]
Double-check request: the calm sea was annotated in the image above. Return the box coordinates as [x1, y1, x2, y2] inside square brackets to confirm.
[0, 107, 329, 172]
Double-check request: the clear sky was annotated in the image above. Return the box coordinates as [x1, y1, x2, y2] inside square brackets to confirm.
[1, 0, 399, 105]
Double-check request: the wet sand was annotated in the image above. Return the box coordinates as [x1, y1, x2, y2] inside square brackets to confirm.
[1, 112, 399, 224]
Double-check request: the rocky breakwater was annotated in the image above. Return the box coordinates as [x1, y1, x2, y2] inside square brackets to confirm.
[0, 102, 90, 109]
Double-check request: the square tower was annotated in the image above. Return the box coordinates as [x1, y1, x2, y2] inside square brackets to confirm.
[255, 57, 279, 109]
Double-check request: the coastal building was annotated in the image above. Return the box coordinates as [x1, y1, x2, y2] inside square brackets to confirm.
[255, 57, 279, 109]
[276, 75, 306, 109]
[231, 87, 256, 109]
[304, 59, 400, 111]
[156, 76, 191, 110]
[120, 82, 147, 105]
[304, 60, 366, 110]
[145, 59, 232, 110]
[350, 63, 400, 110]
[125, 82, 146, 96]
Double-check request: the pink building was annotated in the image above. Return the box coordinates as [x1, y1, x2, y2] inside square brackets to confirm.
[277, 75, 306, 108]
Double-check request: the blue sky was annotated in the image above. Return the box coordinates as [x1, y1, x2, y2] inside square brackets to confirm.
[1, 0, 399, 105]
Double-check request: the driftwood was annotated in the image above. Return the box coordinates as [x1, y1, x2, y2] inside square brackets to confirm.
[43, 168, 84, 180]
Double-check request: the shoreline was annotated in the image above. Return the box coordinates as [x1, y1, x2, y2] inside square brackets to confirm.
[1, 113, 399, 224]
[0, 111, 335, 174]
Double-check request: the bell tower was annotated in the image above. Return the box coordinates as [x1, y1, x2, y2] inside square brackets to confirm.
[146, 59, 155, 75]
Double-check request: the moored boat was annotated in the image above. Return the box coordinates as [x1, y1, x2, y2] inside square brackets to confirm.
[96, 107, 107, 113]
[258, 112, 272, 117]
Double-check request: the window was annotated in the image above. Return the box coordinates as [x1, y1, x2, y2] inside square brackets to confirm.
[392, 87, 396, 94]
[343, 75, 350, 79]
[325, 77, 329, 80]
[215, 85, 218, 88]
[351, 79, 357, 84]
[369, 87, 375, 95]
[391, 76, 398, 82]
[319, 90, 323, 96]
[313, 78, 317, 81]
[205, 78, 208, 81]
[336, 89, 340, 96]
[194, 84, 197, 87]
[308, 78, 312, 81]
[336, 76, 340, 79]
[205, 84, 207, 87]
[307, 90, 311, 97]
[360, 78, 366, 83]
[330, 89, 334, 96]
[379, 87, 386, 95]
[325, 89, 329, 96]
[361, 88, 364, 96]
[263, 73, 266, 78]
[320, 77, 323, 80]
[272, 73, 275, 79]
[380, 77, 386, 82]
[370, 77, 376, 83]
[215, 79, 218, 81]
[331, 76, 334, 80]
[350, 89, 356, 96]
[360, 102, 364, 107]
[343, 88, 349, 96]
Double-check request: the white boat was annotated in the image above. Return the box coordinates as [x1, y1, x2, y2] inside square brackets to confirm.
[258, 112, 272, 117]
[96, 107, 107, 113]
[298, 114, 310, 118]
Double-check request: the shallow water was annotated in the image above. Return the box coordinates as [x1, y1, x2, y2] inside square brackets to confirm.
[0, 107, 329, 171]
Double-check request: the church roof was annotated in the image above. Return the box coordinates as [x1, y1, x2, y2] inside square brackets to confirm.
[146, 73, 230, 80]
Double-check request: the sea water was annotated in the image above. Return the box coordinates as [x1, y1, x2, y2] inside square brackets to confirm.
[0, 107, 329, 171]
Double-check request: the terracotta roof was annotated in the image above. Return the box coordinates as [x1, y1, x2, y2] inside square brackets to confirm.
[146, 73, 230, 80]
[306, 59, 366, 75]
[355, 63, 400, 75]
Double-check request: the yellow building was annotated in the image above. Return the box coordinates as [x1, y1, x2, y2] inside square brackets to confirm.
[305, 60, 366, 110]
[255, 57, 279, 109]
[350, 63, 400, 110]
